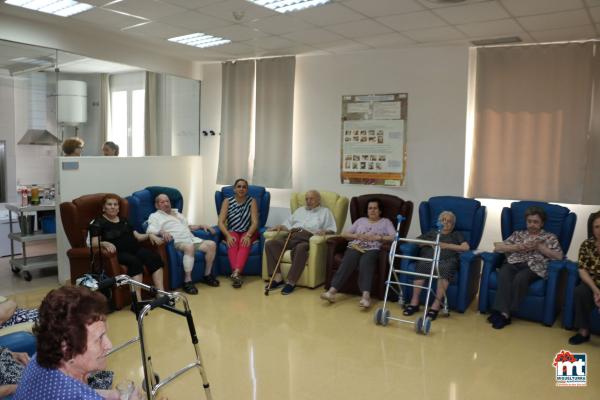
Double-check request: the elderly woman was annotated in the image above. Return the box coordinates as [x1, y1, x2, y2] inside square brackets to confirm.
[218, 178, 258, 288]
[102, 141, 119, 156]
[488, 206, 563, 329]
[320, 198, 396, 309]
[62, 137, 84, 156]
[13, 287, 139, 399]
[568, 211, 600, 345]
[403, 211, 469, 320]
[91, 194, 165, 302]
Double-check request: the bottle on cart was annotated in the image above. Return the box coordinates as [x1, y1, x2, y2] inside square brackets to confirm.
[20, 187, 28, 207]
[31, 185, 40, 205]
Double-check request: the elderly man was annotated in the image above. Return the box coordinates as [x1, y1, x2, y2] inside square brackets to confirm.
[146, 194, 218, 295]
[265, 190, 337, 295]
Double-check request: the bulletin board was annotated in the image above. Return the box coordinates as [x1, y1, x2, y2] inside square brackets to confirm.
[340, 93, 407, 186]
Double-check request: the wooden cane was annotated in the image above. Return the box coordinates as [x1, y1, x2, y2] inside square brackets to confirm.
[264, 229, 294, 296]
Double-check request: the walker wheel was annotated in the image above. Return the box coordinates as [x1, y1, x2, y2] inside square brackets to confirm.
[381, 309, 390, 327]
[415, 317, 423, 333]
[11, 265, 19, 274]
[374, 308, 383, 325]
[422, 317, 432, 335]
[23, 271, 32, 282]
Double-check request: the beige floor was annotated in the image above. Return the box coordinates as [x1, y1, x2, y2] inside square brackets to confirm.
[5, 276, 600, 400]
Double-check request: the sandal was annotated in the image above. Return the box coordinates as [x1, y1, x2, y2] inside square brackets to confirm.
[402, 305, 419, 316]
[426, 309, 439, 321]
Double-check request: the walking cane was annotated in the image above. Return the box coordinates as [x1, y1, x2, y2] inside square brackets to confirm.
[264, 229, 294, 296]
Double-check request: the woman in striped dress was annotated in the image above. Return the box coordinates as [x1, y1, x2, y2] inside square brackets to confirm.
[218, 178, 259, 288]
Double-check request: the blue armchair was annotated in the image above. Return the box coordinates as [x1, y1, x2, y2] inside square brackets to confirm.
[562, 261, 600, 334]
[478, 201, 576, 326]
[399, 196, 486, 312]
[214, 185, 270, 276]
[127, 187, 217, 290]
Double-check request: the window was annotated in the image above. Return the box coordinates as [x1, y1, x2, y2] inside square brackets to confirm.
[108, 72, 145, 156]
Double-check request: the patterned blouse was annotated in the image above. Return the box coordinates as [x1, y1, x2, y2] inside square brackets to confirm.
[226, 196, 253, 233]
[504, 229, 562, 278]
[577, 239, 600, 288]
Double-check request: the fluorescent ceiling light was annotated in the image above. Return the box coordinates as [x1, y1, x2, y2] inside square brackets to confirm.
[168, 33, 231, 49]
[5, 0, 93, 17]
[247, 0, 330, 14]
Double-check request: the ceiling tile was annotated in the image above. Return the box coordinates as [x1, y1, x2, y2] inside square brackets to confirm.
[205, 24, 270, 41]
[260, 45, 321, 57]
[292, 3, 364, 26]
[377, 10, 447, 31]
[197, 0, 276, 23]
[160, 0, 222, 9]
[158, 10, 231, 31]
[402, 26, 465, 42]
[457, 18, 523, 37]
[246, 15, 315, 35]
[122, 21, 188, 39]
[244, 36, 298, 50]
[104, 0, 186, 20]
[355, 32, 415, 47]
[432, 2, 510, 24]
[590, 7, 600, 23]
[518, 9, 591, 32]
[416, 0, 490, 9]
[343, 0, 425, 17]
[73, 7, 148, 29]
[313, 39, 371, 54]
[217, 41, 260, 55]
[84, 0, 118, 6]
[587, 0, 600, 6]
[500, 0, 585, 17]
[282, 28, 345, 45]
[530, 24, 598, 42]
[328, 19, 393, 38]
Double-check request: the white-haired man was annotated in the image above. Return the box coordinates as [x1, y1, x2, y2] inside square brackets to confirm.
[265, 190, 336, 295]
[146, 194, 218, 295]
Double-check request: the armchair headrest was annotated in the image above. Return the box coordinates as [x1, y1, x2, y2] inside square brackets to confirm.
[215, 185, 270, 228]
[60, 193, 128, 248]
[127, 187, 183, 232]
[350, 194, 413, 238]
[291, 191, 349, 235]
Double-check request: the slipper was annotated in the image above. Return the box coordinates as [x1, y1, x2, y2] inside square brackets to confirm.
[403, 305, 419, 316]
[426, 309, 439, 321]
[359, 298, 371, 309]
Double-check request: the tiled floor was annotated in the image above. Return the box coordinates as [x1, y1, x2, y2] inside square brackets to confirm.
[2, 275, 599, 399]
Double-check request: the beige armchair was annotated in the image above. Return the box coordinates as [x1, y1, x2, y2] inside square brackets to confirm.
[262, 191, 348, 288]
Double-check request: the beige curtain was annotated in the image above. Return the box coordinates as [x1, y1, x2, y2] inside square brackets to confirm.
[468, 43, 598, 204]
[252, 56, 295, 188]
[144, 71, 158, 156]
[217, 60, 255, 185]
[99, 73, 110, 144]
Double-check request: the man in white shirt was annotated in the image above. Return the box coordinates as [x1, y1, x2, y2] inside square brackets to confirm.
[265, 190, 337, 295]
[146, 194, 218, 295]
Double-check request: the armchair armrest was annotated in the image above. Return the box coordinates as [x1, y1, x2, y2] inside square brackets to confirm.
[192, 229, 219, 242]
[326, 236, 349, 255]
[562, 260, 580, 329]
[542, 260, 566, 326]
[478, 252, 505, 313]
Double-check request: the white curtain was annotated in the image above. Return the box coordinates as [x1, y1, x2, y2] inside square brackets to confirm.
[217, 60, 255, 185]
[252, 56, 295, 188]
[144, 71, 158, 156]
[99, 73, 111, 144]
[467, 43, 599, 204]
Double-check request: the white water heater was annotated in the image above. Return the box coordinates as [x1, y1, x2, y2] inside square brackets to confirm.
[57, 80, 87, 125]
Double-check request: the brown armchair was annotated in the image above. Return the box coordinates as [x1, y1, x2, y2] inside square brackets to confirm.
[325, 194, 413, 300]
[60, 193, 169, 310]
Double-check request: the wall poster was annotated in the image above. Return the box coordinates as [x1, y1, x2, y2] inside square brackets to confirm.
[340, 93, 407, 186]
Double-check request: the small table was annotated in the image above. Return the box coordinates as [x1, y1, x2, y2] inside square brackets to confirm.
[5, 203, 57, 281]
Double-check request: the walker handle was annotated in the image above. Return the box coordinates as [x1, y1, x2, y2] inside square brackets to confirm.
[96, 277, 116, 291]
[150, 295, 171, 310]
[396, 215, 405, 223]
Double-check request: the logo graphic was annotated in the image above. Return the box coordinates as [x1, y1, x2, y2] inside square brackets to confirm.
[553, 350, 587, 387]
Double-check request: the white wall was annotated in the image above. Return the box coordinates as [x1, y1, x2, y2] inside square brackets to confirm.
[55, 155, 203, 283]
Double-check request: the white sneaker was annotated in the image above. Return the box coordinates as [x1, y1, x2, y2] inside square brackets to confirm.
[320, 291, 336, 303]
[359, 298, 371, 309]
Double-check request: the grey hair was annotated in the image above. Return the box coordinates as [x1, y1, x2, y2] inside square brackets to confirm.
[438, 211, 456, 224]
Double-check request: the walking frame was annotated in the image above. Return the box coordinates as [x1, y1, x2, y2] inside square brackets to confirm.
[91, 275, 213, 399]
[374, 215, 448, 335]
[264, 229, 293, 296]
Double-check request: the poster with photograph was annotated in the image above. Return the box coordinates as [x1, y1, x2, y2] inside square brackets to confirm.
[340, 93, 407, 186]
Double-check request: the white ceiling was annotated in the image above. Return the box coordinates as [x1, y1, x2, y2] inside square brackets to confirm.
[1, 0, 600, 62]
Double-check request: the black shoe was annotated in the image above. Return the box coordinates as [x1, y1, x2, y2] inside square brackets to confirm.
[183, 281, 198, 295]
[201, 274, 220, 287]
[568, 333, 591, 345]
[403, 305, 420, 316]
[281, 284, 295, 295]
[492, 315, 511, 329]
[265, 280, 284, 291]
[231, 274, 243, 288]
[487, 311, 501, 324]
[426, 309, 439, 321]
